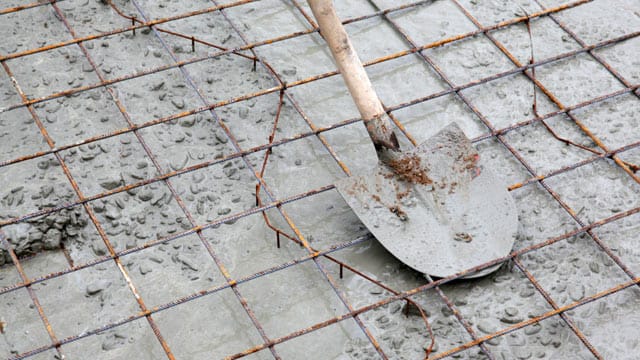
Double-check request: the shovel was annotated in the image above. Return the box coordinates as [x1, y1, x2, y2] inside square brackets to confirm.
[307, 0, 518, 278]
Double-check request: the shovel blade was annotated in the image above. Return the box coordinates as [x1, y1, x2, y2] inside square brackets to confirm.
[336, 123, 517, 278]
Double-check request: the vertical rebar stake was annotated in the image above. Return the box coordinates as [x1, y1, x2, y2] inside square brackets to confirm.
[276, 231, 281, 248]
[132, 16, 136, 36]
[191, 36, 195, 52]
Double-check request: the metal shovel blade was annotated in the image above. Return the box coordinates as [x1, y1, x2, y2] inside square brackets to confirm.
[335, 123, 518, 278]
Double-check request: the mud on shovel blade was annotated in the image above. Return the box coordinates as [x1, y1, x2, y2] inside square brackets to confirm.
[335, 123, 517, 278]
[308, 0, 517, 278]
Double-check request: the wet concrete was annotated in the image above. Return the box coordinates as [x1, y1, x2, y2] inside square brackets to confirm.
[1, 0, 639, 359]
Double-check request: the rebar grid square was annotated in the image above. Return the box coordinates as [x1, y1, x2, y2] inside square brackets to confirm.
[60, 133, 158, 196]
[439, 266, 554, 341]
[152, 288, 271, 359]
[388, 0, 477, 45]
[593, 211, 640, 275]
[345, 17, 413, 64]
[134, 0, 223, 21]
[483, 315, 597, 359]
[169, 158, 257, 225]
[0, 289, 52, 358]
[535, 53, 625, 107]
[457, 0, 542, 26]
[0, 262, 21, 289]
[249, 137, 344, 199]
[474, 138, 531, 185]
[595, 36, 640, 84]
[0, 70, 21, 108]
[216, 94, 310, 150]
[256, 32, 337, 83]
[569, 287, 640, 359]
[460, 73, 559, 129]
[6, 47, 100, 100]
[236, 261, 349, 338]
[0, 5, 72, 56]
[318, 123, 380, 174]
[1, 203, 108, 280]
[59, 317, 167, 360]
[545, 159, 640, 223]
[573, 94, 640, 150]
[87, 181, 188, 249]
[0, 108, 48, 163]
[185, 54, 274, 103]
[298, 0, 380, 20]
[32, 88, 128, 146]
[518, 233, 630, 307]
[368, 55, 448, 106]
[55, 0, 139, 38]
[280, 190, 370, 251]
[120, 233, 226, 308]
[108, 68, 202, 125]
[553, 0, 640, 45]
[315, 247, 481, 357]
[287, 75, 361, 127]
[84, 31, 173, 80]
[391, 94, 487, 141]
[32, 261, 140, 339]
[0, 0, 639, 358]
[426, 34, 517, 85]
[137, 112, 235, 171]
[503, 116, 595, 174]
[491, 16, 582, 66]
[200, 210, 308, 280]
[273, 318, 377, 359]
[0, 156, 77, 219]
[155, 12, 246, 62]
[223, 0, 311, 43]
[510, 183, 579, 250]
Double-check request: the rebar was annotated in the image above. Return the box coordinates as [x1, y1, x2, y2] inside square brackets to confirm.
[1, 0, 638, 359]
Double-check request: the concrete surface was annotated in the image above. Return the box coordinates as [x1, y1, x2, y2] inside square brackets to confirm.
[0, 0, 639, 359]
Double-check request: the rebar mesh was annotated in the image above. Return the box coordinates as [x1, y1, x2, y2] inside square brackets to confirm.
[1, 0, 639, 359]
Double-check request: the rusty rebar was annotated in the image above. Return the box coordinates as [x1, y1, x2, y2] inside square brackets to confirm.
[211, 2, 389, 356]
[2, 1, 639, 358]
[9, 202, 639, 359]
[0, 0, 58, 16]
[0, 0, 599, 117]
[223, 203, 640, 358]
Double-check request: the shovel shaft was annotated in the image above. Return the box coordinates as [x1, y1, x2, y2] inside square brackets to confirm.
[307, 0, 399, 151]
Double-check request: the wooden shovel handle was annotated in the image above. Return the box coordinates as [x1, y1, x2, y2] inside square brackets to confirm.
[308, 0, 399, 151]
